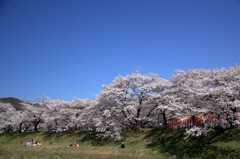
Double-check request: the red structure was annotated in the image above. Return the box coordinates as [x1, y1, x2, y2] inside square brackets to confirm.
[167, 113, 230, 130]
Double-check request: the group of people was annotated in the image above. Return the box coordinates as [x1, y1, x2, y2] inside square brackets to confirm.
[25, 138, 125, 148]
[26, 139, 41, 146]
[69, 143, 79, 147]
[68, 142, 125, 148]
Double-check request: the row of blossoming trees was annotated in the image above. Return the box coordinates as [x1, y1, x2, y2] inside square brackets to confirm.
[0, 65, 240, 139]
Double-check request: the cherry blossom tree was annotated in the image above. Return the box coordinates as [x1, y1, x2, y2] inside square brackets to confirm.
[95, 73, 173, 139]
[29, 95, 51, 106]
[42, 98, 96, 132]
[0, 65, 239, 140]
[171, 65, 240, 138]
[0, 102, 17, 133]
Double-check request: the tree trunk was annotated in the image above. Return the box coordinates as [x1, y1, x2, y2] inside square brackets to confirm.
[24, 123, 31, 132]
[135, 120, 141, 131]
[18, 123, 23, 132]
[162, 111, 167, 130]
[34, 122, 38, 132]
[192, 115, 196, 126]
[229, 107, 237, 128]
[33, 118, 42, 132]
[4, 125, 12, 133]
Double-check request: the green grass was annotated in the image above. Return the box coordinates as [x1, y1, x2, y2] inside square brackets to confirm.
[147, 128, 240, 159]
[0, 128, 239, 159]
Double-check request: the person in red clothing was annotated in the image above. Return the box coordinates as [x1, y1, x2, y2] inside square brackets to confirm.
[74, 143, 79, 147]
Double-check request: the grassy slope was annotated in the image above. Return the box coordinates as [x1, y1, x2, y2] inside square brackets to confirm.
[0, 128, 239, 159]
[147, 128, 240, 159]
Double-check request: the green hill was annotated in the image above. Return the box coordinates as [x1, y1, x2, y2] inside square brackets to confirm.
[0, 128, 239, 159]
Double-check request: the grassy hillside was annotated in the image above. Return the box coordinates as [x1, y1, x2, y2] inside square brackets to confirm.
[0, 128, 239, 159]
[146, 128, 240, 159]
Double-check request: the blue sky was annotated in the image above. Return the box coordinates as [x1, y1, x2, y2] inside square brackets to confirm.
[0, 0, 240, 101]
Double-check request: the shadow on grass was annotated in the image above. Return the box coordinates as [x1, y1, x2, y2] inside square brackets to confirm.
[146, 128, 240, 159]
[0, 132, 35, 145]
[80, 131, 121, 146]
[0, 132, 34, 138]
[40, 130, 120, 146]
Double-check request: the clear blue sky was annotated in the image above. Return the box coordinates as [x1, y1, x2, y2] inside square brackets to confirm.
[0, 0, 240, 101]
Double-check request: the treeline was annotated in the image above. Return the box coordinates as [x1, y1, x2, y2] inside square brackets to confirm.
[0, 65, 240, 139]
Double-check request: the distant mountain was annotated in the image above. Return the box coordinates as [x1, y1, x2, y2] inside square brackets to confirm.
[0, 97, 26, 110]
